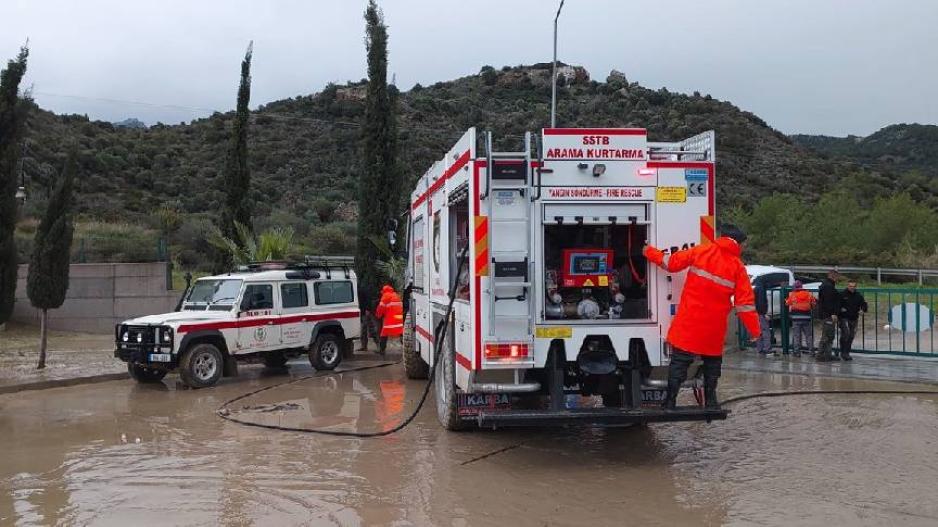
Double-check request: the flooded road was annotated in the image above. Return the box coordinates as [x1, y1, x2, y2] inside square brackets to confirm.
[2, 360, 937, 526]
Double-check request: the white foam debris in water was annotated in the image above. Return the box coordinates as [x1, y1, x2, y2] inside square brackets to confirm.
[135, 438, 141, 444]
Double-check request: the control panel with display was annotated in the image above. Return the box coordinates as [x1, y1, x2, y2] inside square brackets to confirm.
[558, 249, 614, 288]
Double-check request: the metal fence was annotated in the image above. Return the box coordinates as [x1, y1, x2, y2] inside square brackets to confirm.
[783, 265, 938, 286]
[738, 286, 938, 358]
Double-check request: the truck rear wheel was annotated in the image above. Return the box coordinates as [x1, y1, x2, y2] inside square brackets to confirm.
[309, 333, 342, 370]
[436, 325, 467, 431]
[128, 364, 167, 383]
[179, 343, 224, 389]
[402, 311, 429, 379]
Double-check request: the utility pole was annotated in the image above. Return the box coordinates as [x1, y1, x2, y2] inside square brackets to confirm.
[550, 0, 565, 128]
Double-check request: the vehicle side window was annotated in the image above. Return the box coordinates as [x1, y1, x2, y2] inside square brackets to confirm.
[314, 281, 354, 305]
[281, 283, 309, 309]
[241, 284, 274, 311]
[765, 273, 790, 289]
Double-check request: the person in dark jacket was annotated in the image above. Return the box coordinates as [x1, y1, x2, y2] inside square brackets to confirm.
[838, 280, 868, 361]
[816, 269, 841, 362]
[753, 282, 772, 356]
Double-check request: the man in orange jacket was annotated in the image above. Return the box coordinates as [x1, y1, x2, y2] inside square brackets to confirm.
[374, 285, 404, 355]
[644, 225, 761, 410]
[785, 281, 816, 357]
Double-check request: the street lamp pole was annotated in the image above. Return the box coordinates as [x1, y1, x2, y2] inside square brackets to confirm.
[550, 0, 565, 128]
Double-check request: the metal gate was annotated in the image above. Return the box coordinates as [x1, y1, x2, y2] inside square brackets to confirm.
[738, 287, 938, 358]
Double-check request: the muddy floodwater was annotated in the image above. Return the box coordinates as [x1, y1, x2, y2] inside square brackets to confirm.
[2, 359, 937, 526]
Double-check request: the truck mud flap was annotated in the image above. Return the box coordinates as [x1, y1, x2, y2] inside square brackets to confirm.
[468, 406, 729, 428]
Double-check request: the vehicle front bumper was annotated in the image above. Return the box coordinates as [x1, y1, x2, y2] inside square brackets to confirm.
[114, 345, 177, 368]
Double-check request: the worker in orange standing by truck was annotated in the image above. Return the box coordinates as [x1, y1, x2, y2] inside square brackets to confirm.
[644, 226, 761, 410]
[374, 285, 404, 355]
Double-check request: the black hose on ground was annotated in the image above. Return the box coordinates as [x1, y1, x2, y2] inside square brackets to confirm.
[216, 249, 469, 438]
[721, 388, 938, 406]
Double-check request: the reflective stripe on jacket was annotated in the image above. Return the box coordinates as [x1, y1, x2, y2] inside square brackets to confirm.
[375, 291, 404, 337]
[644, 237, 760, 357]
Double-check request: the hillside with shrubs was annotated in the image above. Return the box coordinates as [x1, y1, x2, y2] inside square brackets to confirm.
[14, 64, 937, 270]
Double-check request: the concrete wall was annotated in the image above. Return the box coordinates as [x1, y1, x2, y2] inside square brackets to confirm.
[13, 262, 180, 333]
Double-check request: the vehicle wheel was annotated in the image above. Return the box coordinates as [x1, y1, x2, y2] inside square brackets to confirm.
[309, 333, 342, 370]
[436, 324, 468, 431]
[128, 363, 167, 383]
[402, 311, 429, 379]
[179, 343, 224, 389]
[263, 351, 288, 368]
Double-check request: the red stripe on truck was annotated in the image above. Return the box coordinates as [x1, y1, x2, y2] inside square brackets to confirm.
[473, 160, 482, 371]
[455, 353, 472, 370]
[176, 310, 360, 334]
[411, 149, 471, 210]
[415, 325, 434, 342]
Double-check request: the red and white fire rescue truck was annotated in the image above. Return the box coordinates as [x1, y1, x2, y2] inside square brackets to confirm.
[402, 127, 728, 429]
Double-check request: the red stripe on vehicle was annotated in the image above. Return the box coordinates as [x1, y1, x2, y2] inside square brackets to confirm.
[455, 353, 472, 370]
[473, 160, 482, 371]
[543, 128, 647, 136]
[474, 217, 488, 243]
[415, 325, 434, 342]
[176, 310, 360, 334]
[411, 149, 471, 210]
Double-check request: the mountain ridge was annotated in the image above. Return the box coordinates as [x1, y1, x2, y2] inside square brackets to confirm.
[16, 63, 932, 267]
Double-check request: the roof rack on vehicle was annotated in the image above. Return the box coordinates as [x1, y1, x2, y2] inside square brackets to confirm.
[303, 255, 355, 279]
[236, 261, 290, 272]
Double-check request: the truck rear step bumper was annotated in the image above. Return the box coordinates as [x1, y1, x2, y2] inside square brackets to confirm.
[469, 406, 729, 428]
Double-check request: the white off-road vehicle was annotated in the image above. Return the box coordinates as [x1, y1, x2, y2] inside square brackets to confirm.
[114, 258, 361, 388]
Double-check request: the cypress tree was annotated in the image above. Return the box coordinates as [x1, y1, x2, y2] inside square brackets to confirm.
[216, 42, 253, 272]
[27, 150, 76, 369]
[0, 46, 29, 327]
[357, 1, 402, 323]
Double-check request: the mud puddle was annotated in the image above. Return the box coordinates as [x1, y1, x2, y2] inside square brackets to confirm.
[2, 359, 937, 526]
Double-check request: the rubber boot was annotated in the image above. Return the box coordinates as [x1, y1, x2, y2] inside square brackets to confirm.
[704, 377, 720, 410]
[661, 379, 679, 411]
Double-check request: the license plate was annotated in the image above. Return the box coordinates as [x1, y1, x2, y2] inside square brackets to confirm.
[641, 388, 668, 404]
[149, 353, 171, 363]
[457, 393, 511, 416]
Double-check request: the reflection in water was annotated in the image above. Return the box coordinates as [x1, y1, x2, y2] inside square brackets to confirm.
[0, 363, 936, 525]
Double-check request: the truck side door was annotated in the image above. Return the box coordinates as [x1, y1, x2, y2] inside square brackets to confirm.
[279, 281, 312, 348]
[237, 283, 280, 352]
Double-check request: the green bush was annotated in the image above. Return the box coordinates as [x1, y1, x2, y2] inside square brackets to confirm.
[736, 187, 938, 268]
[71, 221, 161, 263]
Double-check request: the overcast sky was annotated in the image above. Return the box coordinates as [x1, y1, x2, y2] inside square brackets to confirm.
[4, 0, 937, 136]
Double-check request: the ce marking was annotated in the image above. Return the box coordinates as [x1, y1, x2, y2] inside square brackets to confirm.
[687, 181, 706, 197]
